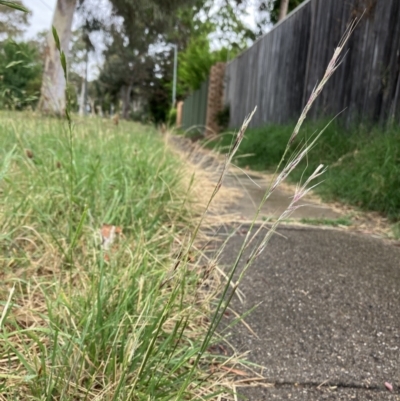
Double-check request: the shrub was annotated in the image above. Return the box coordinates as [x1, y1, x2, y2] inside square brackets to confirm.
[0, 39, 42, 109]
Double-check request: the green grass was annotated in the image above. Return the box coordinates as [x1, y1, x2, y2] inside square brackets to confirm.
[300, 217, 352, 227]
[392, 222, 400, 240]
[0, 112, 232, 400]
[206, 120, 400, 222]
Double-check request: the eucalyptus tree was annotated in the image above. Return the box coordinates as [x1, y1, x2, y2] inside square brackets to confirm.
[96, 25, 158, 119]
[38, 0, 78, 114]
[38, 0, 198, 114]
[278, 0, 289, 20]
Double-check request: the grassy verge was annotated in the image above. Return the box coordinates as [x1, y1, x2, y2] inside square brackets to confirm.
[0, 112, 232, 400]
[206, 120, 400, 223]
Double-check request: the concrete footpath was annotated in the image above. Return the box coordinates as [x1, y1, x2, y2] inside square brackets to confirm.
[220, 224, 400, 400]
[170, 136, 400, 400]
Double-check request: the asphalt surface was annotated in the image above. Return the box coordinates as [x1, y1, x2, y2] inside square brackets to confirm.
[170, 135, 400, 400]
[218, 225, 400, 400]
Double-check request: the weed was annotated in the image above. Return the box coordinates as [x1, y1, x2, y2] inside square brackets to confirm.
[300, 217, 352, 227]
[392, 222, 400, 240]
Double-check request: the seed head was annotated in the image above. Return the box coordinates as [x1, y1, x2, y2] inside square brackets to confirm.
[25, 149, 34, 159]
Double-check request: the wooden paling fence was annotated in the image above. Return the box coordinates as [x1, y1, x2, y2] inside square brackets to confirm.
[224, 0, 400, 128]
[181, 79, 208, 133]
[181, 62, 227, 135]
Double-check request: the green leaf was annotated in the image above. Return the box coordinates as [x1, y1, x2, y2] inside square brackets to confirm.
[5, 60, 23, 68]
[0, 0, 29, 12]
[52, 26, 61, 51]
[60, 51, 67, 77]
[69, 206, 88, 251]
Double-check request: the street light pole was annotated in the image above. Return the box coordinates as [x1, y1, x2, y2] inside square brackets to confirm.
[172, 44, 178, 107]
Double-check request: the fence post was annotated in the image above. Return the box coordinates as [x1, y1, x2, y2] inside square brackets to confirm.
[205, 62, 226, 136]
[176, 101, 183, 128]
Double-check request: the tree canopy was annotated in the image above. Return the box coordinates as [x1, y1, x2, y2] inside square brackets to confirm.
[173, 0, 254, 94]
[269, 0, 305, 23]
[252, 0, 306, 29]
[78, 0, 257, 121]
[0, 0, 262, 121]
[0, 0, 30, 39]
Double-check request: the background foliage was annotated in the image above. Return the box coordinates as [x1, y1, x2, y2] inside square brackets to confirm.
[0, 0, 306, 119]
[0, 39, 42, 109]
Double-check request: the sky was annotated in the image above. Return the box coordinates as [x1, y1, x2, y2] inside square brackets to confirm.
[22, 0, 261, 80]
[24, 0, 260, 39]
[23, 0, 106, 80]
[24, 0, 57, 38]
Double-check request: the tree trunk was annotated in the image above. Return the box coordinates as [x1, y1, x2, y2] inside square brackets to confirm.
[96, 105, 104, 117]
[38, 0, 77, 114]
[88, 97, 96, 117]
[278, 0, 289, 21]
[121, 82, 133, 120]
